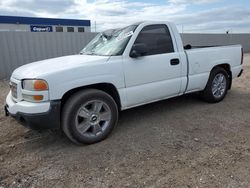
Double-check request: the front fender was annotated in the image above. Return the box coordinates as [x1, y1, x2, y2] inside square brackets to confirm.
[49, 74, 124, 100]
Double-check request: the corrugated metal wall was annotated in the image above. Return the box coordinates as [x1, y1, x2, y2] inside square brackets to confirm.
[181, 33, 250, 53]
[0, 32, 249, 79]
[0, 32, 97, 79]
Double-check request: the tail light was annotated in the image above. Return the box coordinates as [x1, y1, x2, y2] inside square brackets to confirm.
[241, 47, 244, 65]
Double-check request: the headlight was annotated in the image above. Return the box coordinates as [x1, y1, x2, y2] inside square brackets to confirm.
[22, 79, 49, 102]
[22, 79, 48, 91]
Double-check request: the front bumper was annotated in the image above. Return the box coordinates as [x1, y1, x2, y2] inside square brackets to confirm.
[5, 92, 61, 130]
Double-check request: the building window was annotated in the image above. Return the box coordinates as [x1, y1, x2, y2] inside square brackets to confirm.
[67, 27, 74, 32]
[78, 27, 85, 32]
[56, 26, 63, 32]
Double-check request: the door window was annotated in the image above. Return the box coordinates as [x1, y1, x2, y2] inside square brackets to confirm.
[134, 24, 174, 56]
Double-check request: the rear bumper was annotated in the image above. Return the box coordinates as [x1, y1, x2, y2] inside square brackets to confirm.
[5, 94, 61, 130]
[231, 65, 243, 79]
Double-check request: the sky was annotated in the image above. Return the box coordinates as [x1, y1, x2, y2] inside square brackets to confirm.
[0, 0, 249, 33]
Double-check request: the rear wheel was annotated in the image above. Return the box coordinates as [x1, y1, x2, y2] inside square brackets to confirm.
[201, 67, 229, 103]
[62, 89, 118, 145]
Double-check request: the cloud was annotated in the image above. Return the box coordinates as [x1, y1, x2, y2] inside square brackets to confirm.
[7, 0, 74, 12]
[0, 0, 249, 33]
[171, 6, 250, 32]
[169, 0, 220, 4]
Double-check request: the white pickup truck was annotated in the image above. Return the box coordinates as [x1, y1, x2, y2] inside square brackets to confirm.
[5, 21, 244, 144]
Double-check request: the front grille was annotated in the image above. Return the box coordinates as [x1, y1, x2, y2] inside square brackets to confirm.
[10, 82, 17, 99]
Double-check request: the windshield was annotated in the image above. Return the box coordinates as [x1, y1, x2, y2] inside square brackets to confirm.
[80, 25, 137, 56]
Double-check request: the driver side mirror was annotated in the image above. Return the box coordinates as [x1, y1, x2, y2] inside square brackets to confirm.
[130, 43, 148, 58]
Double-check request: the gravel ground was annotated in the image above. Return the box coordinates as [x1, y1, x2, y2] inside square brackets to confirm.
[0, 54, 250, 188]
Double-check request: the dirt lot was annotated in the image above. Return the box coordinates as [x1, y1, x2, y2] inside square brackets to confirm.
[0, 54, 250, 188]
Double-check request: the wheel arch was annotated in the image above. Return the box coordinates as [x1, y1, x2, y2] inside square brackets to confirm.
[211, 63, 232, 89]
[61, 83, 122, 111]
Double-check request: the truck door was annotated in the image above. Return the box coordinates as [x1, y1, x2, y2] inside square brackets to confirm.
[123, 24, 182, 107]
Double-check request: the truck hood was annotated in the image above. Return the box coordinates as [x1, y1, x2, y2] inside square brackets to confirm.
[12, 55, 109, 80]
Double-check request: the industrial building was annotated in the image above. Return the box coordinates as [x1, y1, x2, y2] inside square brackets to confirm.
[0, 15, 91, 32]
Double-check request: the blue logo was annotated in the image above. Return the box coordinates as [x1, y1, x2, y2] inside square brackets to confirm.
[30, 25, 53, 32]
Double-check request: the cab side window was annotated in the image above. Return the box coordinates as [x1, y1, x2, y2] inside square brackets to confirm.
[134, 24, 174, 56]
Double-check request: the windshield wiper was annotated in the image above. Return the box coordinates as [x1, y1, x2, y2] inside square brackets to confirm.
[80, 51, 96, 55]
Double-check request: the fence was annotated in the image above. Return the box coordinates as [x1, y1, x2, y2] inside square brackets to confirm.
[0, 32, 249, 79]
[0, 32, 97, 79]
[181, 33, 250, 52]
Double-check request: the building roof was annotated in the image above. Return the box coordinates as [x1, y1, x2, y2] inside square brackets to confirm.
[0, 15, 90, 26]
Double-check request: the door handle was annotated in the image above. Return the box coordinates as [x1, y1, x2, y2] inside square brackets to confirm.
[170, 58, 180, 65]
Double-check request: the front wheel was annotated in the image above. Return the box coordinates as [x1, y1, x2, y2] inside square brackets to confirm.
[201, 67, 229, 103]
[62, 89, 119, 145]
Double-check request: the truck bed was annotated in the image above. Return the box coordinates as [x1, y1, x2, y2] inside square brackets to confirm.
[184, 45, 242, 93]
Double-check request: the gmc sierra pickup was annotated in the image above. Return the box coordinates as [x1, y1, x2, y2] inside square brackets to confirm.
[5, 21, 244, 144]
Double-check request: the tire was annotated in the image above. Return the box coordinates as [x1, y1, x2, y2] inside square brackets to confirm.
[201, 67, 229, 103]
[62, 89, 119, 145]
